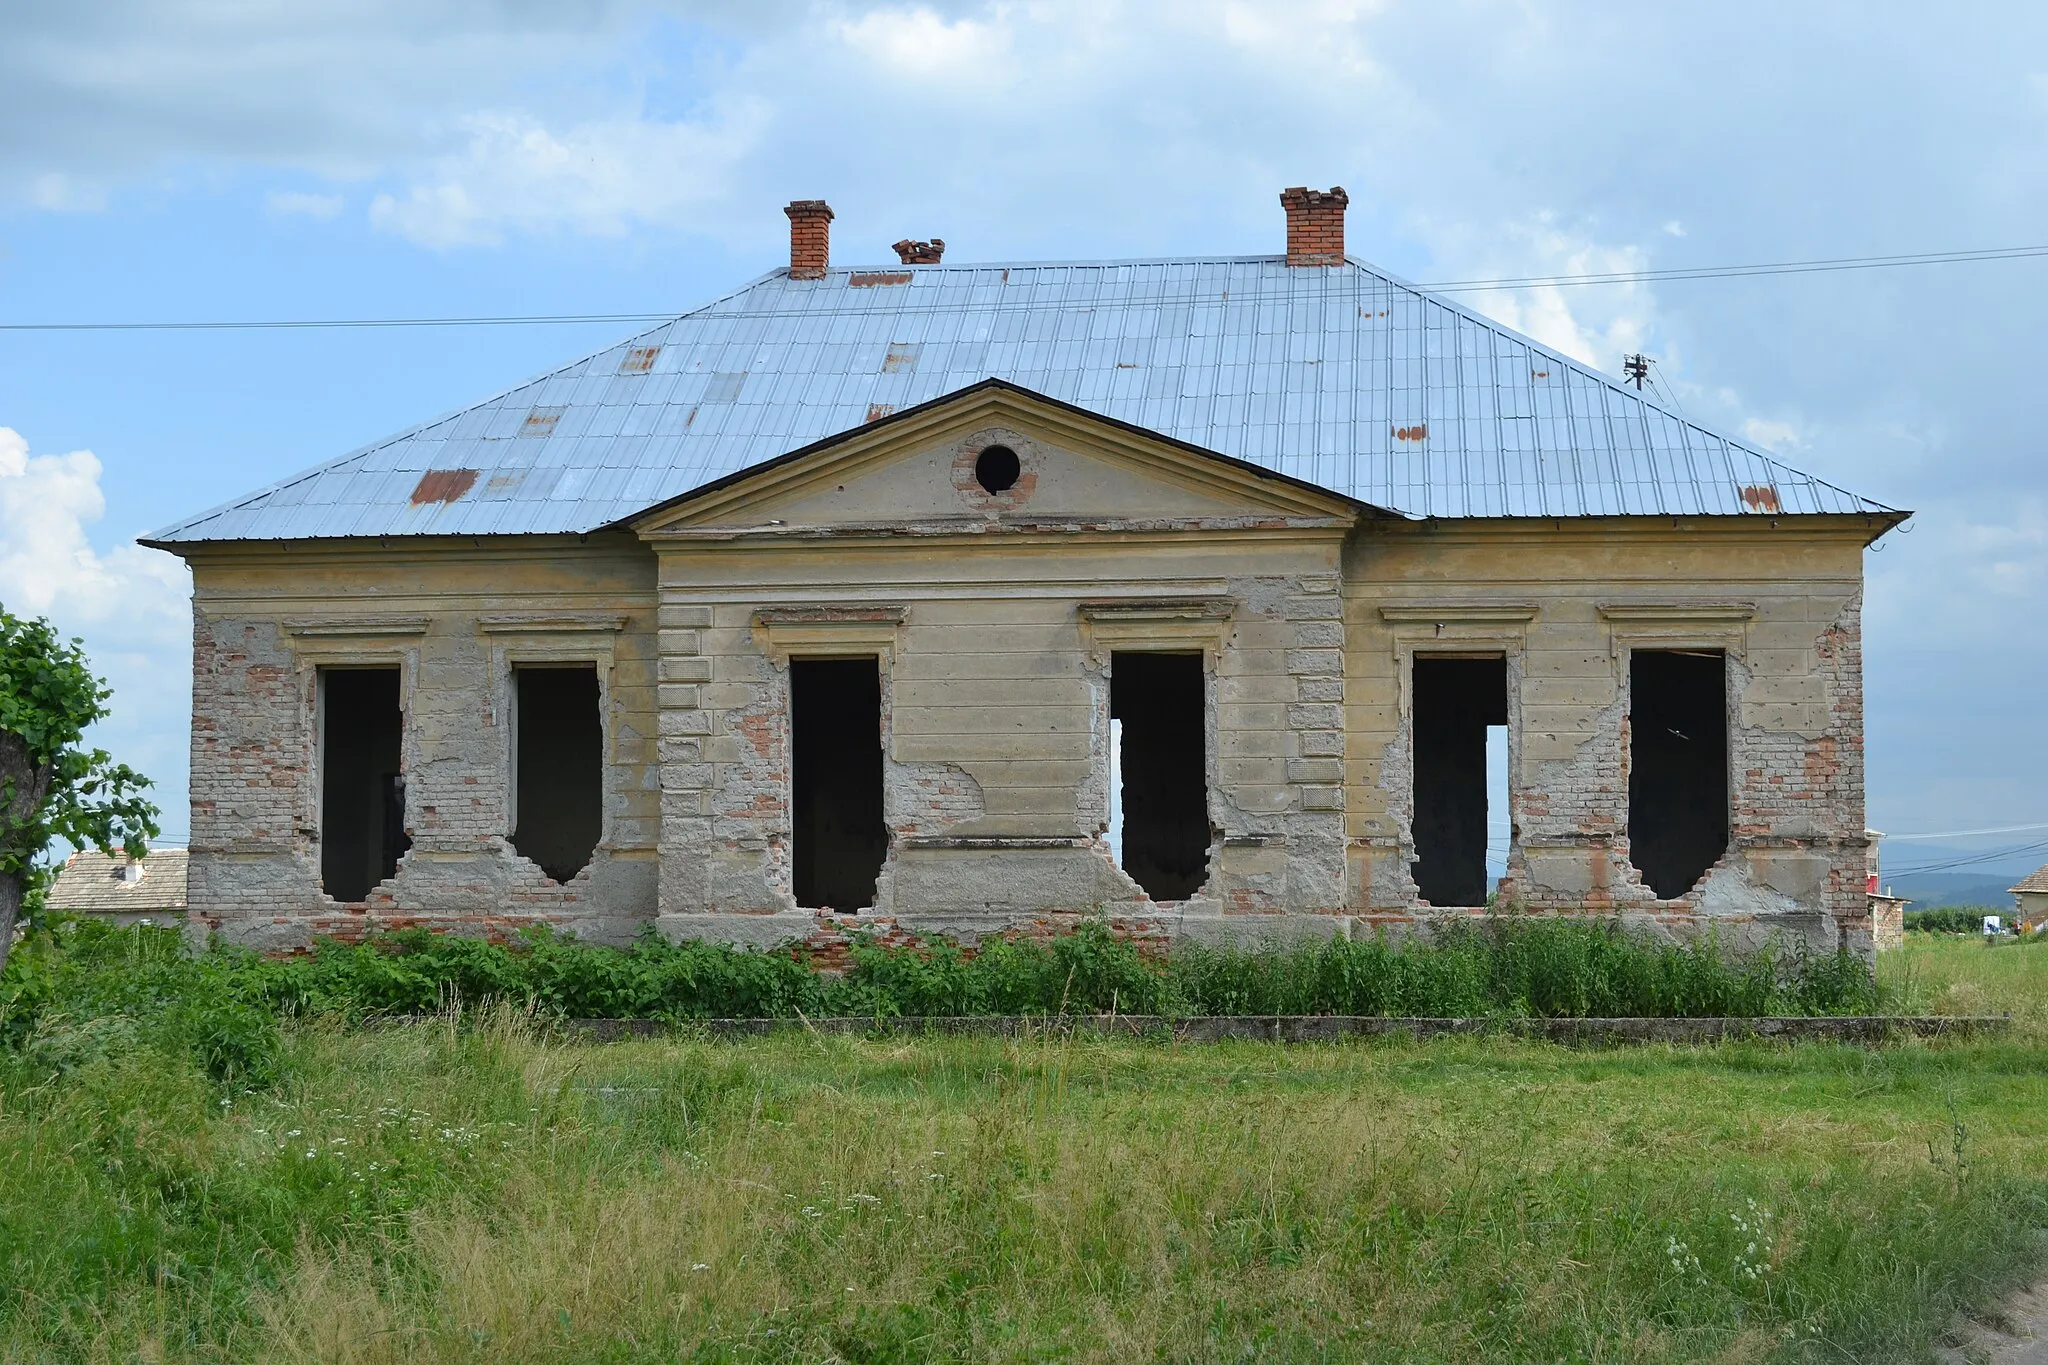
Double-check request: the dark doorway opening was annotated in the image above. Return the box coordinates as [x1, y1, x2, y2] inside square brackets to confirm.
[512, 666, 603, 883]
[1110, 652, 1210, 901]
[1628, 649, 1729, 899]
[320, 668, 409, 902]
[1411, 656, 1508, 907]
[791, 657, 888, 911]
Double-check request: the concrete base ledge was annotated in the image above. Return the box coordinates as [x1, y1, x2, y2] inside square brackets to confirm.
[553, 1015, 2009, 1044]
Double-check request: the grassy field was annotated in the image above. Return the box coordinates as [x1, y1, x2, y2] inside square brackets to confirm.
[2, 935, 2044, 1364]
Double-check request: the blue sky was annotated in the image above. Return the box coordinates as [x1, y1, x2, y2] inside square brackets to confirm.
[3, 1, 2045, 877]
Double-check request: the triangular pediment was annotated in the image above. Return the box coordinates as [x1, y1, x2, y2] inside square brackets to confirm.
[629, 380, 1365, 539]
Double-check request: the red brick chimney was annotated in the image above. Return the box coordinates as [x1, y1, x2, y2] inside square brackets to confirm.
[1280, 186, 1349, 266]
[785, 199, 834, 279]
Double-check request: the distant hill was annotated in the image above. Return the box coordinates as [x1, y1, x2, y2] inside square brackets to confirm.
[1882, 872, 2017, 909]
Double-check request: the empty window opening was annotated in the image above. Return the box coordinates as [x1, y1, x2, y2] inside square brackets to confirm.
[1109, 652, 1210, 901]
[1106, 717, 1126, 865]
[975, 444, 1020, 494]
[791, 657, 888, 911]
[1485, 723, 1510, 883]
[512, 666, 604, 883]
[1628, 650, 1729, 899]
[1411, 656, 1508, 908]
[320, 668, 409, 903]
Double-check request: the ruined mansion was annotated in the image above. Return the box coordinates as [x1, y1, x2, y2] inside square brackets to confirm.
[145, 189, 1906, 957]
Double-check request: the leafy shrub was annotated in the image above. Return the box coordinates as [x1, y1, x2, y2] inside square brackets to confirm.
[3, 915, 1881, 1064]
[238, 916, 1876, 1021]
[1, 916, 282, 1085]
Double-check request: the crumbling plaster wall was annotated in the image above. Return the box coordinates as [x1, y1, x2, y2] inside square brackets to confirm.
[1343, 518, 1876, 957]
[648, 531, 1354, 950]
[180, 537, 661, 950]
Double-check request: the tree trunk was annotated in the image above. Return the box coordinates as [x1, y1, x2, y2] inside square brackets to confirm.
[0, 867, 22, 981]
[0, 729, 54, 981]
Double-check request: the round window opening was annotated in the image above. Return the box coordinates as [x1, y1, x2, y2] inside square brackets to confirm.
[974, 444, 1021, 495]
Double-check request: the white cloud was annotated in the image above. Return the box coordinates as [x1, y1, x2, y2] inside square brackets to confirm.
[1740, 417, 1802, 452]
[367, 107, 765, 247]
[1432, 216, 1657, 374]
[1662, 220, 1686, 237]
[0, 428, 192, 841]
[267, 190, 344, 219]
[833, 6, 1009, 78]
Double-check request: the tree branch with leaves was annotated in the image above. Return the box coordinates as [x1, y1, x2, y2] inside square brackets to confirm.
[0, 609, 161, 977]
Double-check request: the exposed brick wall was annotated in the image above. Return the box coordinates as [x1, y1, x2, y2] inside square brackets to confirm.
[180, 539, 661, 952]
[1345, 522, 1877, 959]
[173, 435, 1882, 964]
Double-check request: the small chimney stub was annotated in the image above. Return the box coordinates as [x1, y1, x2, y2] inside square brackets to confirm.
[1280, 186, 1349, 267]
[785, 199, 834, 279]
[892, 238, 945, 264]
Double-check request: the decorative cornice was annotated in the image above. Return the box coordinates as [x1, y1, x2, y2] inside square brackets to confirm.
[1078, 598, 1236, 624]
[478, 613, 629, 634]
[1596, 601, 1757, 623]
[751, 605, 908, 626]
[1378, 603, 1539, 624]
[281, 616, 429, 638]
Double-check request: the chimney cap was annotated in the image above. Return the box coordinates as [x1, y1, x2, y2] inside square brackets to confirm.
[1279, 185, 1349, 208]
[785, 199, 834, 220]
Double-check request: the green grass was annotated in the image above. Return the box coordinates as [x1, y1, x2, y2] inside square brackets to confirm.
[1882, 929, 2048, 1034]
[2, 935, 2044, 1363]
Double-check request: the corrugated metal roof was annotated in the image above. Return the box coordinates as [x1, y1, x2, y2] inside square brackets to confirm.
[146, 255, 1899, 544]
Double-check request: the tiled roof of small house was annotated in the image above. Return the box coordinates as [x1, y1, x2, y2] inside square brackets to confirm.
[2011, 863, 2048, 895]
[47, 848, 189, 915]
[147, 255, 1902, 545]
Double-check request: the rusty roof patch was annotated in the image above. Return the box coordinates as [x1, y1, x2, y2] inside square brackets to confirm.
[520, 406, 564, 437]
[1393, 424, 1428, 442]
[1738, 483, 1782, 513]
[882, 343, 920, 373]
[619, 346, 660, 374]
[849, 271, 913, 288]
[410, 469, 479, 505]
[865, 402, 897, 423]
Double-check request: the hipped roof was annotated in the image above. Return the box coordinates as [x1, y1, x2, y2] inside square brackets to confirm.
[147, 254, 1903, 546]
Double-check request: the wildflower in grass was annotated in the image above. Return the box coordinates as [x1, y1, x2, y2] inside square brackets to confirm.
[1664, 1235, 1704, 1284]
[1728, 1199, 1776, 1283]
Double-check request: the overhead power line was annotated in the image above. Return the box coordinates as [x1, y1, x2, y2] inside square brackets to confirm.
[1881, 821, 2048, 842]
[4, 241, 2045, 333]
[1885, 836, 2048, 876]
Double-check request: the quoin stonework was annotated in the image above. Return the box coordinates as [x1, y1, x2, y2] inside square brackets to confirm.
[145, 189, 1907, 959]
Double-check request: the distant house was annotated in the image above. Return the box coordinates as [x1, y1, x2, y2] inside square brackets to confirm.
[47, 848, 190, 925]
[1864, 830, 1908, 951]
[2013, 864, 2048, 934]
